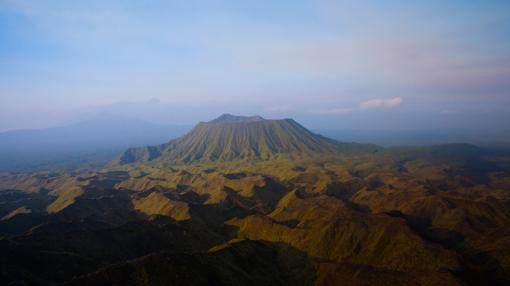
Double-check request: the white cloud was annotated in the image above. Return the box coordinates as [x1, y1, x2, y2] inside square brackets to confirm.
[310, 97, 402, 115]
[360, 97, 402, 109]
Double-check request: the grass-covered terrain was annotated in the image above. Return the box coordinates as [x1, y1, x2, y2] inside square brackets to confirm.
[1, 115, 510, 285]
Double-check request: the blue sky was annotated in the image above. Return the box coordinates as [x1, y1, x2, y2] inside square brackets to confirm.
[1, 0, 509, 131]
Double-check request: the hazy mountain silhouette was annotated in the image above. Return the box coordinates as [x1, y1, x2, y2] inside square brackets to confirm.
[0, 115, 189, 171]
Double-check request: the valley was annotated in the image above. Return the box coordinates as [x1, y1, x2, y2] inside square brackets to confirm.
[1, 115, 510, 285]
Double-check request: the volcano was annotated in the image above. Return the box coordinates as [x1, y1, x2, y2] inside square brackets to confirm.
[116, 114, 377, 165]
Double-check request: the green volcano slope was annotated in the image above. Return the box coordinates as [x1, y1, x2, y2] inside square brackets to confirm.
[115, 114, 378, 165]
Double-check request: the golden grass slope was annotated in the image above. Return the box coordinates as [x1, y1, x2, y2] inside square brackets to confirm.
[132, 192, 190, 221]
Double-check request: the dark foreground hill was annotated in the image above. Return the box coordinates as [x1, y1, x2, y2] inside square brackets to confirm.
[1, 115, 510, 285]
[115, 114, 378, 165]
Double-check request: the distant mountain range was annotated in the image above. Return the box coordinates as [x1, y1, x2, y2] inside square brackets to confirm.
[0, 115, 189, 171]
[2, 114, 509, 171]
[318, 128, 510, 147]
[115, 114, 378, 165]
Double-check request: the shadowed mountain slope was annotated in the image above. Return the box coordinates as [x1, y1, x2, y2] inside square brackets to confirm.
[116, 114, 378, 165]
[2, 115, 510, 285]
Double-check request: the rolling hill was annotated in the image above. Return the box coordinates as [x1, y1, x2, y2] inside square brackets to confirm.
[0, 114, 510, 285]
